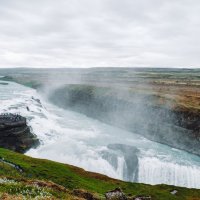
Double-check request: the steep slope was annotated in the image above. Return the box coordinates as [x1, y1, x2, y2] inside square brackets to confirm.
[0, 148, 200, 199]
[49, 84, 200, 156]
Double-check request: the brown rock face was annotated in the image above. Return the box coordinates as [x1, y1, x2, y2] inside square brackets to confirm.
[50, 85, 200, 156]
[0, 113, 39, 153]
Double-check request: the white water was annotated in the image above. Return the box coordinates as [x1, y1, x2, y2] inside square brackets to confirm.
[0, 81, 200, 188]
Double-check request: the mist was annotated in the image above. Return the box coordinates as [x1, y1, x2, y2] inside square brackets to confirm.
[43, 70, 199, 156]
[1, 68, 200, 188]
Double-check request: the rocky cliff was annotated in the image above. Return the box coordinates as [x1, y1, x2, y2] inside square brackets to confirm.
[0, 113, 39, 153]
[49, 84, 200, 156]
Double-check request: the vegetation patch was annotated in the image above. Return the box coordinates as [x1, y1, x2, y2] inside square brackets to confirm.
[0, 148, 200, 199]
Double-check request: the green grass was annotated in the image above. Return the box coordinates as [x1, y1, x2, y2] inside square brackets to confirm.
[0, 182, 53, 199]
[0, 148, 200, 199]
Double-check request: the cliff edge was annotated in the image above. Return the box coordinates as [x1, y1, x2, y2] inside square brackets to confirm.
[0, 113, 39, 153]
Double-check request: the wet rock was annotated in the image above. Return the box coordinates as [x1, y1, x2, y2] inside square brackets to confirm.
[105, 188, 127, 200]
[0, 113, 39, 153]
[32, 96, 42, 106]
[0, 158, 23, 173]
[73, 189, 98, 200]
[0, 82, 8, 85]
[50, 85, 200, 156]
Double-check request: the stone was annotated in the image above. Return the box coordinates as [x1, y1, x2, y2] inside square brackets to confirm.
[105, 188, 127, 200]
[170, 190, 178, 195]
[0, 113, 39, 153]
[73, 189, 98, 200]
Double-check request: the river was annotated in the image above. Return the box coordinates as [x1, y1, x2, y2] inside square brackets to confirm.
[0, 81, 200, 188]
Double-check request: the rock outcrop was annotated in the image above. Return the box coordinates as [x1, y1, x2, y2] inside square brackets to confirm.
[0, 113, 39, 153]
[105, 188, 152, 200]
[72, 189, 99, 200]
[105, 188, 127, 200]
[50, 84, 200, 156]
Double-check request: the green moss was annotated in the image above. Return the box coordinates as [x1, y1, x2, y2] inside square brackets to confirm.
[0, 148, 200, 199]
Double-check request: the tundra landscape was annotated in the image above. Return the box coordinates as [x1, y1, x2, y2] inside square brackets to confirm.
[0, 68, 200, 199]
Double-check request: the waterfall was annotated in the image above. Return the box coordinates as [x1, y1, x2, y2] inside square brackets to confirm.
[1, 80, 200, 189]
[138, 157, 200, 188]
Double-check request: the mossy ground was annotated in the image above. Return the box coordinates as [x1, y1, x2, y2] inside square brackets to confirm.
[0, 148, 200, 199]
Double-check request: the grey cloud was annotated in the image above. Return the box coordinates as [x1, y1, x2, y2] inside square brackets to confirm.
[0, 0, 200, 68]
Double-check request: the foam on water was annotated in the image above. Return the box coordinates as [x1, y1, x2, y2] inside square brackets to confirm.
[138, 156, 200, 188]
[0, 81, 200, 188]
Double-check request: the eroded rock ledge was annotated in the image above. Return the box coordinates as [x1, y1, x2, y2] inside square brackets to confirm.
[0, 113, 39, 153]
[50, 85, 200, 156]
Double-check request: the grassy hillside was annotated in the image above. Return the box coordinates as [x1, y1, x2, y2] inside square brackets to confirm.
[0, 148, 200, 199]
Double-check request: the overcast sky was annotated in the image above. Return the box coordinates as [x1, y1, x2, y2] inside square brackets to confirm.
[0, 0, 200, 68]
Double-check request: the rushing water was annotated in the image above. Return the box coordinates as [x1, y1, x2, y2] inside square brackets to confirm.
[0, 81, 200, 188]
